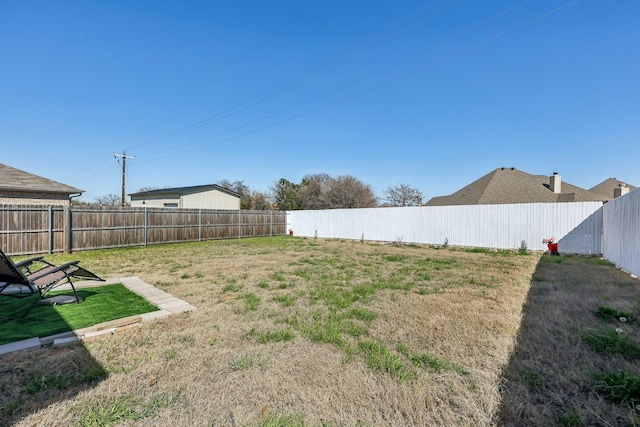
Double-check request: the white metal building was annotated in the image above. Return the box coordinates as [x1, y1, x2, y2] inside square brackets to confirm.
[129, 185, 241, 210]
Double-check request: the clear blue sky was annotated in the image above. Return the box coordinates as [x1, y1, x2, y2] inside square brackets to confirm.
[2, 0, 638, 204]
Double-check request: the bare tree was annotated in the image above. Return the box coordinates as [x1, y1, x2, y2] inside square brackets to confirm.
[137, 186, 161, 192]
[383, 183, 423, 207]
[244, 191, 273, 210]
[217, 179, 255, 210]
[95, 194, 123, 207]
[297, 173, 331, 210]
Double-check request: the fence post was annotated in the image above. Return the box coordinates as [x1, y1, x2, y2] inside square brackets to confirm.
[63, 206, 72, 254]
[238, 209, 242, 238]
[198, 209, 202, 241]
[270, 210, 273, 237]
[144, 206, 148, 247]
[47, 206, 53, 254]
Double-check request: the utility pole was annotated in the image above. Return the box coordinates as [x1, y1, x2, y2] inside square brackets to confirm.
[113, 151, 136, 207]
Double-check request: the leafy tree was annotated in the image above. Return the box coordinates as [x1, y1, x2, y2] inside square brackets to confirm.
[271, 178, 301, 210]
[383, 183, 424, 207]
[326, 175, 377, 208]
[275, 174, 377, 210]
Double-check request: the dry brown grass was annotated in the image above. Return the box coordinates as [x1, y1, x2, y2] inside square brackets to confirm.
[497, 255, 640, 426]
[1, 237, 635, 426]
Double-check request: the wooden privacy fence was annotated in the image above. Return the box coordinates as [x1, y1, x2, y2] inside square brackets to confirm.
[0, 205, 287, 256]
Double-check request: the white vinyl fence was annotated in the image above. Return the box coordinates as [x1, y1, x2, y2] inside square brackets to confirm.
[556, 208, 603, 255]
[601, 188, 640, 276]
[288, 202, 603, 252]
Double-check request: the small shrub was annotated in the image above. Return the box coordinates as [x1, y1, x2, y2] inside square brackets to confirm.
[518, 240, 528, 254]
[442, 238, 449, 249]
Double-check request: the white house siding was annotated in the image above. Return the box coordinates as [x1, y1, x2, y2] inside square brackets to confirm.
[602, 188, 640, 277]
[130, 197, 180, 208]
[288, 202, 603, 251]
[181, 189, 240, 210]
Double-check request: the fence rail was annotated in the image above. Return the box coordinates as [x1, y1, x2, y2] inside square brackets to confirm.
[0, 205, 287, 256]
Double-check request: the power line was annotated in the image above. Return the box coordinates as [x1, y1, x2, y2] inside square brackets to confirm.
[60, 0, 582, 191]
[133, 0, 581, 162]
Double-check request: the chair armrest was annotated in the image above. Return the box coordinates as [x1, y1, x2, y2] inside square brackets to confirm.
[14, 256, 45, 269]
[27, 261, 81, 283]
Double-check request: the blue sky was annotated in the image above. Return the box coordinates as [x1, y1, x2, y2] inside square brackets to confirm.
[2, 0, 638, 204]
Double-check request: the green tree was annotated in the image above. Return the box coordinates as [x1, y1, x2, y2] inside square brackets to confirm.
[271, 178, 301, 210]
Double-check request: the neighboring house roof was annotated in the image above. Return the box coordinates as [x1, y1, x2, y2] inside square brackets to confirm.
[589, 178, 637, 200]
[425, 167, 608, 206]
[129, 184, 241, 199]
[0, 163, 82, 195]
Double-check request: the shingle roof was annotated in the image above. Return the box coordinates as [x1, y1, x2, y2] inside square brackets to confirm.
[0, 163, 82, 194]
[129, 184, 241, 198]
[589, 178, 637, 200]
[425, 167, 608, 206]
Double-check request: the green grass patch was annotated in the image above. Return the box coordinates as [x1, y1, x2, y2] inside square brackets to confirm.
[251, 327, 295, 343]
[258, 412, 306, 427]
[358, 339, 416, 381]
[595, 305, 635, 323]
[272, 294, 297, 307]
[396, 341, 468, 376]
[0, 284, 160, 345]
[593, 370, 640, 407]
[77, 391, 181, 426]
[581, 327, 640, 358]
[229, 355, 254, 371]
[242, 293, 261, 312]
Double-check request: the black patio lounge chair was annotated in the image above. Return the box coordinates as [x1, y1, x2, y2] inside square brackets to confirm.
[0, 250, 104, 319]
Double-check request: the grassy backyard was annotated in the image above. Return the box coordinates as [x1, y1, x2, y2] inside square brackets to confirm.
[0, 236, 638, 426]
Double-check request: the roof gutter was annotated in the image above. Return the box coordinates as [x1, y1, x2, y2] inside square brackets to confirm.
[69, 192, 83, 202]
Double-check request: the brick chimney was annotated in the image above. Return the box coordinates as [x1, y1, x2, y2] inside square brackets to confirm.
[550, 172, 562, 194]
